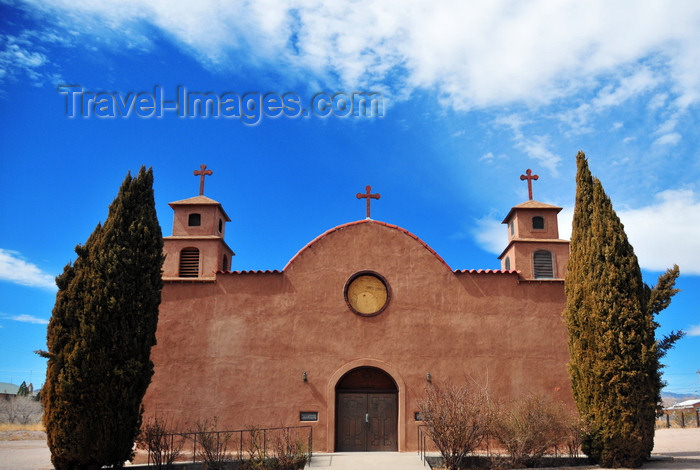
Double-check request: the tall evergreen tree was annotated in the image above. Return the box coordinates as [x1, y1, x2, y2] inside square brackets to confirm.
[565, 152, 682, 468]
[40, 167, 164, 469]
[17, 381, 29, 397]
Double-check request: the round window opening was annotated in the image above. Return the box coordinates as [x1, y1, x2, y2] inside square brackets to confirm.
[344, 271, 390, 316]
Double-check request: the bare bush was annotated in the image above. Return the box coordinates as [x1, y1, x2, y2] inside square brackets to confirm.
[490, 394, 576, 467]
[0, 396, 42, 424]
[136, 416, 185, 469]
[564, 417, 583, 459]
[193, 418, 234, 470]
[417, 382, 490, 470]
[269, 427, 309, 470]
[240, 425, 310, 470]
[241, 425, 266, 470]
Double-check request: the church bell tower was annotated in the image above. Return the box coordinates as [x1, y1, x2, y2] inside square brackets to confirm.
[162, 165, 235, 280]
[498, 169, 569, 280]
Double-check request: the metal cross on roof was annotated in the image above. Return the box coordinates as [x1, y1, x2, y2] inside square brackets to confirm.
[520, 169, 539, 200]
[356, 185, 381, 219]
[193, 164, 213, 196]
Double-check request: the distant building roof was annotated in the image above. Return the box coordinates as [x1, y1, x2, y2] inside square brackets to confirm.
[667, 399, 700, 409]
[0, 382, 19, 395]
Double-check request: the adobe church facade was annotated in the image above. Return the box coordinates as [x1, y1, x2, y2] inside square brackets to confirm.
[142, 169, 572, 452]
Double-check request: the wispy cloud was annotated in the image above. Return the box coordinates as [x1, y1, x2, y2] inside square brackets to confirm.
[653, 133, 682, 146]
[13, 1, 700, 108]
[7, 1, 697, 179]
[9, 314, 49, 325]
[0, 27, 67, 88]
[687, 325, 700, 337]
[0, 249, 56, 290]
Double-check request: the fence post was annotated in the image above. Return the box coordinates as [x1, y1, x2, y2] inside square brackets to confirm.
[696, 408, 699, 428]
[681, 411, 686, 428]
[666, 413, 670, 428]
[309, 426, 313, 463]
[192, 433, 197, 464]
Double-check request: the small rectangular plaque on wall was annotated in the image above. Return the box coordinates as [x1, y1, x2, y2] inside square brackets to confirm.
[300, 411, 318, 422]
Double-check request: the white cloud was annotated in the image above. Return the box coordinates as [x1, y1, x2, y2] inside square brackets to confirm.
[15, 0, 700, 110]
[557, 207, 574, 241]
[494, 115, 562, 174]
[618, 190, 700, 274]
[653, 133, 682, 146]
[591, 67, 660, 110]
[0, 249, 56, 290]
[7, 0, 698, 180]
[687, 325, 700, 337]
[472, 216, 507, 256]
[0, 26, 70, 88]
[11, 314, 49, 325]
[516, 135, 562, 176]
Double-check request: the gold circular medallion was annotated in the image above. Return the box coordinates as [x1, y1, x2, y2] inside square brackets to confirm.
[345, 272, 389, 316]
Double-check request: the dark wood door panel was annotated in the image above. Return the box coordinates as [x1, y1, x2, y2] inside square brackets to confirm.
[336, 392, 397, 451]
[337, 393, 367, 451]
[368, 393, 398, 451]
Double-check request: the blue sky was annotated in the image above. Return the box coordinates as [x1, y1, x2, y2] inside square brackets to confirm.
[1, 0, 698, 395]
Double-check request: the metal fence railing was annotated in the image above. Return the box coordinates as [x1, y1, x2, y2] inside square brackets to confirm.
[140, 424, 313, 468]
[417, 425, 435, 466]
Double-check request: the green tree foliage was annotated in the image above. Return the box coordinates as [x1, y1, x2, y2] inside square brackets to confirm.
[40, 167, 164, 469]
[564, 152, 682, 468]
[17, 381, 29, 397]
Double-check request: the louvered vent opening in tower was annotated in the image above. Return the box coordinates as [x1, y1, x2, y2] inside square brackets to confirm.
[533, 250, 553, 279]
[179, 248, 200, 277]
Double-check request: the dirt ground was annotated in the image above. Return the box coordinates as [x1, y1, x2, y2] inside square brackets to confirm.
[0, 427, 698, 469]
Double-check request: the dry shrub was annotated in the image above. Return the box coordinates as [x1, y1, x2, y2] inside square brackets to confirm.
[136, 416, 185, 469]
[417, 382, 490, 470]
[269, 427, 309, 470]
[242, 426, 308, 470]
[490, 394, 578, 467]
[242, 425, 266, 470]
[0, 396, 43, 424]
[193, 418, 234, 470]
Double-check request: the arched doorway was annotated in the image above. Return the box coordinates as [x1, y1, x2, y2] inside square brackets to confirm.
[335, 367, 398, 451]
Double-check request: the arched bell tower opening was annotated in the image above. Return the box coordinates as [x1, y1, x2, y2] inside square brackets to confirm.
[335, 367, 398, 452]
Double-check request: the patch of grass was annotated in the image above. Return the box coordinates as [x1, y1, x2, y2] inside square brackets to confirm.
[0, 422, 45, 432]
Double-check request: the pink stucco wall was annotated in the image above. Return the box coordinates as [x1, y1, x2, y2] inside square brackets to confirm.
[143, 219, 572, 452]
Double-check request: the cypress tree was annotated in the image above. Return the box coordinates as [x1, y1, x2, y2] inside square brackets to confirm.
[565, 152, 681, 468]
[17, 381, 29, 397]
[40, 167, 164, 469]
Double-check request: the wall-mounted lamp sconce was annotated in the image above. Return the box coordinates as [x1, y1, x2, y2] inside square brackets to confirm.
[426, 373, 431, 383]
[302, 371, 308, 382]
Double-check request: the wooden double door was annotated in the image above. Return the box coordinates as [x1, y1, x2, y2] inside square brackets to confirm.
[336, 392, 398, 451]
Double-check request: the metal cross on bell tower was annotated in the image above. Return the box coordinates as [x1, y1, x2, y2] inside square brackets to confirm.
[520, 169, 539, 200]
[194, 164, 213, 196]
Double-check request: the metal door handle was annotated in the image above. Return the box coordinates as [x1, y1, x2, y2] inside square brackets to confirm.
[365, 413, 369, 423]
